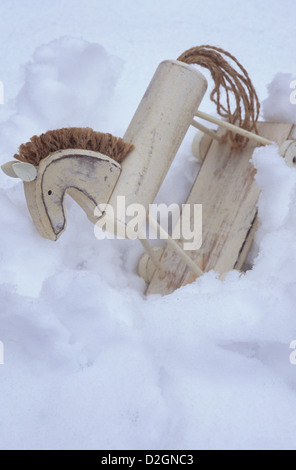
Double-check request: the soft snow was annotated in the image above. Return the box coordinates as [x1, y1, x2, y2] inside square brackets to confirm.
[0, 0, 296, 451]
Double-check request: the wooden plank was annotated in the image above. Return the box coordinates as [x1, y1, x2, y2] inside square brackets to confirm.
[146, 122, 294, 295]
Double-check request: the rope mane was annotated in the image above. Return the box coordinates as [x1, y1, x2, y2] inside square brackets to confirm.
[14, 128, 134, 166]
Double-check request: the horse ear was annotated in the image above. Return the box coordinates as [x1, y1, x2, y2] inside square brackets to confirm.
[1, 161, 19, 178]
[1, 161, 37, 181]
[12, 162, 37, 182]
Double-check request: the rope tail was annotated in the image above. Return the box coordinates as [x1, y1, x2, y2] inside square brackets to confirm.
[178, 45, 261, 150]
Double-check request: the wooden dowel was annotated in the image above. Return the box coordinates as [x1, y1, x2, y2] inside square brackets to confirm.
[148, 215, 204, 277]
[191, 119, 221, 142]
[195, 110, 273, 146]
[138, 230, 166, 279]
[99, 211, 166, 278]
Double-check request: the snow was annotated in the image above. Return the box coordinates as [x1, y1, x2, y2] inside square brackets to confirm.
[0, 0, 296, 450]
[263, 73, 296, 125]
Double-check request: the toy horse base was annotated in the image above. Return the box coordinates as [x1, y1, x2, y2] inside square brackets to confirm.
[140, 121, 296, 295]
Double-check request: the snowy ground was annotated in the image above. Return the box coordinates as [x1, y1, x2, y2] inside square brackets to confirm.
[0, 0, 296, 450]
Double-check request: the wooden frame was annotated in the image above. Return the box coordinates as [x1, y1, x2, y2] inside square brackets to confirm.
[145, 122, 295, 295]
[1, 58, 295, 295]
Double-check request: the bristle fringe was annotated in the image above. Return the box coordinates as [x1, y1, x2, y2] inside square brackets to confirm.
[14, 128, 134, 166]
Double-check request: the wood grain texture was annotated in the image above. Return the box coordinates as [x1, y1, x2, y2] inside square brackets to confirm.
[146, 122, 295, 295]
[108, 60, 207, 225]
[23, 149, 121, 241]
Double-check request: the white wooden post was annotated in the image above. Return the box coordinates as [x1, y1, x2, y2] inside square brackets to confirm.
[107, 60, 207, 225]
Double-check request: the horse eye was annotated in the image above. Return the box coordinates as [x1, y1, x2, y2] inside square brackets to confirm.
[48, 190, 52, 196]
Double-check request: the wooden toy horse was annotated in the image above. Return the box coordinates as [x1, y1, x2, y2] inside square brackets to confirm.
[2, 60, 206, 238]
[2, 46, 296, 294]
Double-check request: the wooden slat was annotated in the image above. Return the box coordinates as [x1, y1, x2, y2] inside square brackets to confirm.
[146, 122, 294, 295]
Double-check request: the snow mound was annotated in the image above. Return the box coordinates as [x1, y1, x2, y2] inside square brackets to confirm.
[1, 34, 296, 450]
[263, 73, 296, 125]
[0, 37, 123, 178]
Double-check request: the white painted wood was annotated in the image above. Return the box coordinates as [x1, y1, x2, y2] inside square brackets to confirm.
[195, 110, 273, 146]
[279, 139, 294, 156]
[138, 236, 166, 279]
[23, 149, 121, 241]
[279, 140, 296, 168]
[191, 120, 220, 142]
[13, 162, 38, 182]
[148, 215, 204, 277]
[192, 131, 215, 164]
[138, 246, 164, 283]
[147, 122, 294, 295]
[1, 161, 19, 178]
[108, 60, 207, 225]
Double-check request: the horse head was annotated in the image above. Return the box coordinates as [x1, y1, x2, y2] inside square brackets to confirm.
[1, 149, 121, 240]
[1, 60, 208, 243]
